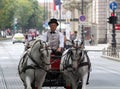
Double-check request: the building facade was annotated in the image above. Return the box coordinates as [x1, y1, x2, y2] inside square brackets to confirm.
[62, 0, 120, 45]
[39, 0, 120, 45]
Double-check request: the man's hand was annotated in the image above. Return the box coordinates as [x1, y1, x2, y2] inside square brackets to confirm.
[56, 47, 62, 52]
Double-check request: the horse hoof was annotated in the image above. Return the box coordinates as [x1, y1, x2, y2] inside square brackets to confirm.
[86, 82, 89, 85]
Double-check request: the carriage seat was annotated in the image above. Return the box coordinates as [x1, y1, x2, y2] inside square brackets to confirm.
[50, 52, 62, 71]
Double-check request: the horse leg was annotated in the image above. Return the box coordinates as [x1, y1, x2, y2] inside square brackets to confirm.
[37, 75, 46, 89]
[36, 70, 46, 89]
[25, 76, 32, 89]
[65, 77, 71, 89]
[70, 77, 77, 89]
[64, 70, 77, 89]
[34, 87, 38, 89]
[25, 69, 34, 89]
[81, 73, 88, 89]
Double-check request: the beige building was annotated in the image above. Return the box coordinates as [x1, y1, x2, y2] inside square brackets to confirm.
[39, 0, 120, 45]
[62, 0, 120, 45]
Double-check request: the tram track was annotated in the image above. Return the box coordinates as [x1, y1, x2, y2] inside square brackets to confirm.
[0, 65, 8, 89]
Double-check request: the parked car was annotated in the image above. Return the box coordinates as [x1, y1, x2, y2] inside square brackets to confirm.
[12, 33, 25, 44]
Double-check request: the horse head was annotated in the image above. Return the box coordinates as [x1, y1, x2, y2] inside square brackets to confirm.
[69, 40, 84, 70]
[28, 39, 51, 70]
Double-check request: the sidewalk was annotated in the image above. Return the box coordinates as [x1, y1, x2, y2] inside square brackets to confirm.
[85, 44, 120, 61]
[85, 44, 108, 51]
[0, 36, 12, 41]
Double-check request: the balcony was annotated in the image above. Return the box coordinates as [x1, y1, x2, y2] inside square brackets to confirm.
[62, 0, 92, 10]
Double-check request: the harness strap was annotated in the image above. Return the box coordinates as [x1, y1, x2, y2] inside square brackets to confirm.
[84, 51, 91, 84]
[24, 53, 49, 73]
[28, 53, 41, 67]
[78, 62, 90, 67]
[64, 64, 72, 69]
[84, 51, 91, 70]
[22, 65, 36, 73]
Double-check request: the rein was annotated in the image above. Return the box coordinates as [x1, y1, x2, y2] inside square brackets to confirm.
[62, 49, 74, 69]
[23, 40, 51, 73]
[20, 52, 49, 73]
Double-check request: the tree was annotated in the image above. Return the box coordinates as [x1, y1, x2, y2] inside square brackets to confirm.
[0, 0, 45, 33]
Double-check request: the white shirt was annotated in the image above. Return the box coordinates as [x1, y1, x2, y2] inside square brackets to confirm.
[41, 30, 64, 48]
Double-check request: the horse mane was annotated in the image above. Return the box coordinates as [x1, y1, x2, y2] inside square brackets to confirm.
[30, 39, 43, 49]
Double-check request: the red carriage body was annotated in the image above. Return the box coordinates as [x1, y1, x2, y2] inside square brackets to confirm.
[50, 53, 61, 70]
[42, 52, 73, 89]
[43, 53, 66, 87]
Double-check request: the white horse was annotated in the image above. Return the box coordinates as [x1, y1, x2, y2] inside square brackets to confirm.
[60, 40, 91, 89]
[18, 39, 51, 89]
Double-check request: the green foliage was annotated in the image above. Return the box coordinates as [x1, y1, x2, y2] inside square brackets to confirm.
[0, 0, 45, 32]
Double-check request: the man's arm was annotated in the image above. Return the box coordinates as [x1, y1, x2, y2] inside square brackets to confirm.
[59, 32, 64, 48]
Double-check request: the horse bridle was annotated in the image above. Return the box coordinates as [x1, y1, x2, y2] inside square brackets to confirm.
[69, 48, 84, 64]
[36, 40, 51, 65]
[63, 46, 87, 70]
[27, 40, 51, 72]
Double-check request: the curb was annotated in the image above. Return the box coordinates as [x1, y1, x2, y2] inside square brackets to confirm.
[0, 36, 12, 41]
[0, 37, 11, 41]
[101, 55, 120, 62]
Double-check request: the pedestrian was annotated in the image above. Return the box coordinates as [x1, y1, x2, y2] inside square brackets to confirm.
[70, 31, 77, 41]
[89, 34, 94, 45]
[41, 18, 64, 55]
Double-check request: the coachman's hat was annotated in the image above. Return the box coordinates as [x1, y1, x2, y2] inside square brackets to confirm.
[48, 18, 59, 26]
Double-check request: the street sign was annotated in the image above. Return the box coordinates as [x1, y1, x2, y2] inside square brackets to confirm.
[109, 1, 118, 10]
[79, 15, 86, 21]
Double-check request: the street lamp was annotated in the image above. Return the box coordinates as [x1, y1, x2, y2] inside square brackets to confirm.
[81, 0, 84, 45]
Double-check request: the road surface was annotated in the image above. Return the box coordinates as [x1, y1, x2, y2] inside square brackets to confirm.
[0, 40, 120, 89]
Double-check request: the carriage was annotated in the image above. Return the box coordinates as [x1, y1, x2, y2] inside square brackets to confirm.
[18, 39, 91, 89]
[43, 53, 66, 88]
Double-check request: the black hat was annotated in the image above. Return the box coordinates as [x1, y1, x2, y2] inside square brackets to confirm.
[48, 18, 59, 26]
